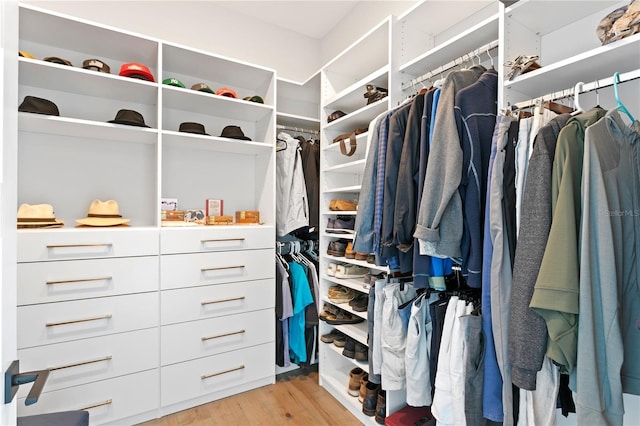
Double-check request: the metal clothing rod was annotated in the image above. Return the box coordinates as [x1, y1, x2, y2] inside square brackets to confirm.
[402, 39, 499, 91]
[276, 124, 319, 136]
[511, 68, 640, 111]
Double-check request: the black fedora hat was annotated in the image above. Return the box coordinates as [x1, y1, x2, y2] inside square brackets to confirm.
[220, 125, 251, 141]
[179, 122, 209, 135]
[18, 96, 60, 116]
[108, 109, 150, 127]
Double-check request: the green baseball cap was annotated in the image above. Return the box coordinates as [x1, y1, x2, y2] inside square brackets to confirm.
[162, 77, 185, 88]
[191, 82, 215, 93]
[243, 95, 264, 104]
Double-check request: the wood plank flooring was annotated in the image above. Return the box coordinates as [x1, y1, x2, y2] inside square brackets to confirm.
[138, 368, 361, 426]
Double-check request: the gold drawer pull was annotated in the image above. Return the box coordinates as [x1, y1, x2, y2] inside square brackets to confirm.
[46, 314, 112, 327]
[201, 365, 245, 380]
[201, 330, 246, 341]
[201, 238, 245, 243]
[78, 399, 112, 411]
[201, 297, 245, 306]
[46, 243, 112, 249]
[201, 265, 245, 272]
[50, 356, 113, 371]
[46, 277, 112, 285]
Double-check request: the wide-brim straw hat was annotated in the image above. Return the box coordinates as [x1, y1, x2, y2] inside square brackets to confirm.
[76, 199, 130, 227]
[17, 203, 64, 228]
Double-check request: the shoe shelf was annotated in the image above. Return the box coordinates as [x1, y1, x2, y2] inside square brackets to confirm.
[323, 275, 370, 294]
[323, 232, 355, 240]
[325, 254, 389, 273]
[324, 65, 389, 112]
[322, 210, 357, 216]
[324, 341, 369, 371]
[322, 159, 366, 175]
[323, 98, 389, 134]
[319, 370, 379, 425]
[322, 185, 362, 194]
[276, 112, 320, 130]
[333, 321, 368, 347]
[322, 297, 367, 321]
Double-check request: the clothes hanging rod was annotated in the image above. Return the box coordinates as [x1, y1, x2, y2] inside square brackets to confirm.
[510, 68, 640, 111]
[402, 39, 499, 91]
[276, 124, 320, 136]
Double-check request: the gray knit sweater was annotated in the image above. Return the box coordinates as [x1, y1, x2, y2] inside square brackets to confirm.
[508, 113, 570, 390]
[414, 66, 485, 258]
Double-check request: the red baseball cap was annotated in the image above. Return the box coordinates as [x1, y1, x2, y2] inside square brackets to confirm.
[119, 62, 155, 82]
[215, 87, 237, 98]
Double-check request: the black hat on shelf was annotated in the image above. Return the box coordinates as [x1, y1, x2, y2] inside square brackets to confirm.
[220, 125, 251, 141]
[108, 109, 150, 127]
[179, 122, 209, 135]
[18, 96, 60, 116]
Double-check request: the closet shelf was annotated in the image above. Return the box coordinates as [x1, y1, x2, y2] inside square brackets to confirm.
[324, 65, 389, 112]
[319, 371, 378, 425]
[19, 58, 157, 104]
[325, 254, 389, 273]
[322, 297, 367, 321]
[323, 275, 369, 294]
[322, 133, 368, 152]
[505, 0, 620, 36]
[322, 210, 357, 216]
[323, 100, 388, 134]
[162, 131, 272, 155]
[276, 112, 320, 130]
[322, 159, 366, 175]
[400, 13, 499, 78]
[322, 185, 362, 194]
[333, 321, 368, 346]
[324, 341, 369, 370]
[504, 33, 640, 104]
[162, 86, 273, 122]
[322, 233, 355, 241]
[19, 112, 158, 144]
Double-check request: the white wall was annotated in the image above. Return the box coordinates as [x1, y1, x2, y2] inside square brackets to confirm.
[22, 0, 322, 82]
[319, 0, 415, 66]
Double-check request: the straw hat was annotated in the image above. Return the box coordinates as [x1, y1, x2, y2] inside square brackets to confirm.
[17, 203, 64, 228]
[76, 199, 130, 227]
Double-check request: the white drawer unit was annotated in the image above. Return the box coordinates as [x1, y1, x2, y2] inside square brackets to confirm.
[17, 369, 159, 425]
[17, 255, 159, 305]
[17, 328, 158, 395]
[17, 292, 159, 349]
[160, 248, 274, 290]
[160, 278, 274, 325]
[160, 225, 274, 254]
[160, 342, 275, 407]
[161, 309, 273, 365]
[17, 228, 159, 263]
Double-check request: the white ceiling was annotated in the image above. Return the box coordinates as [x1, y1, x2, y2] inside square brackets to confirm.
[214, 1, 362, 39]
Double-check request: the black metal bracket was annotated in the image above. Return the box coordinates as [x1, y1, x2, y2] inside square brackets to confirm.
[4, 360, 50, 406]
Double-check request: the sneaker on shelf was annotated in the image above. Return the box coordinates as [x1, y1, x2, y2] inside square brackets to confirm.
[329, 199, 358, 211]
[358, 373, 369, 403]
[327, 215, 355, 234]
[327, 262, 338, 277]
[320, 328, 345, 344]
[345, 242, 356, 259]
[349, 293, 369, 312]
[335, 264, 369, 279]
[354, 341, 368, 362]
[324, 308, 365, 325]
[328, 285, 357, 304]
[362, 382, 380, 416]
[333, 334, 347, 347]
[327, 240, 348, 257]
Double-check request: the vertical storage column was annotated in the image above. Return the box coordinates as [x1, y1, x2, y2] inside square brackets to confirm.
[16, 5, 161, 425]
[318, 17, 398, 424]
[158, 43, 277, 416]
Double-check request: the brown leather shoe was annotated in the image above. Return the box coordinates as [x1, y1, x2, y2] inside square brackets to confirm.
[329, 199, 357, 211]
[348, 367, 366, 397]
[358, 373, 369, 403]
[345, 242, 356, 259]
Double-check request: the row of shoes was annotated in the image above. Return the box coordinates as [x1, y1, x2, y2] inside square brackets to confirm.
[327, 239, 376, 264]
[320, 329, 368, 361]
[326, 215, 355, 234]
[327, 262, 369, 279]
[319, 303, 364, 325]
[348, 367, 386, 424]
[328, 285, 368, 312]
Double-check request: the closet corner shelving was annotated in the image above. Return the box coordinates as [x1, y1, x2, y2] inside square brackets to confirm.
[276, 72, 321, 133]
[15, 4, 276, 424]
[318, 15, 399, 425]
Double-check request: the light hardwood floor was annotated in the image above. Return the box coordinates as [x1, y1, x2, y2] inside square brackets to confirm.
[138, 369, 361, 426]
